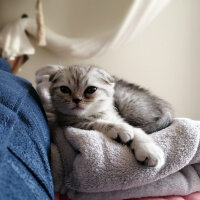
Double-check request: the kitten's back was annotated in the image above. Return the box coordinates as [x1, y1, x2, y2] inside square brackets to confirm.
[114, 78, 173, 133]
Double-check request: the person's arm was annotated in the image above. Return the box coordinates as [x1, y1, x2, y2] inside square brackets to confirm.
[8, 55, 29, 74]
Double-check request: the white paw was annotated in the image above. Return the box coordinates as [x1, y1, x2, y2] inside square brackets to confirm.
[107, 124, 134, 143]
[118, 125, 134, 143]
[106, 128, 118, 140]
[131, 141, 165, 168]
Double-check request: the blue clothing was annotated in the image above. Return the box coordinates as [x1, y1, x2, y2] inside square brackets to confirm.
[0, 59, 53, 200]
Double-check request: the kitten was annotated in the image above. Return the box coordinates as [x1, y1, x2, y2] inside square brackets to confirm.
[49, 65, 173, 167]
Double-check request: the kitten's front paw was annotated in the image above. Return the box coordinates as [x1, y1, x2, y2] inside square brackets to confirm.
[106, 124, 134, 143]
[118, 125, 134, 143]
[106, 128, 118, 140]
[131, 141, 165, 168]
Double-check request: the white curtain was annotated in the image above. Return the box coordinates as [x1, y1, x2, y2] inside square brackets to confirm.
[0, 0, 171, 60]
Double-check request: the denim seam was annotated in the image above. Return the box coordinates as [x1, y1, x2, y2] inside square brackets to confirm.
[5, 90, 29, 130]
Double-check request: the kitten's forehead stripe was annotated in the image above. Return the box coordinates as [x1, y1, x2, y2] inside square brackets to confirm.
[72, 66, 92, 89]
[76, 73, 80, 88]
[52, 72, 63, 84]
[68, 77, 72, 86]
[61, 66, 91, 90]
[71, 74, 76, 85]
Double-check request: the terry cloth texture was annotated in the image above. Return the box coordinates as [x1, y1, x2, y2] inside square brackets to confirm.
[55, 191, 200, 200]
[54, 191, 200, 200]
[36, 66, 200, 200]
[0, 58, 53, 200]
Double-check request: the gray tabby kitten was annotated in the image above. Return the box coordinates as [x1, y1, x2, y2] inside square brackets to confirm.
[50, 65, 173, 168]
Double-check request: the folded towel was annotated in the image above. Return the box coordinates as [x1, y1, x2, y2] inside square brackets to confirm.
[36, 66, 200, 200]
[132, 192, 200, 200]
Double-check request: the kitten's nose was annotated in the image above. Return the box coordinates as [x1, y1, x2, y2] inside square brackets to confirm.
[73, 98, 82, 104]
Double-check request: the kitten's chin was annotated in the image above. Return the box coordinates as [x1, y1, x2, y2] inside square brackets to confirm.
[56, 107, 85, 116]
[71, 108, 85, 116]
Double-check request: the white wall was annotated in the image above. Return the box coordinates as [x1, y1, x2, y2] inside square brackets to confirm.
[0, 0, 200, 119]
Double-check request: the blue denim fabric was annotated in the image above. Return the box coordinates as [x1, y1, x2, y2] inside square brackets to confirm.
[0, 59, 53, 200]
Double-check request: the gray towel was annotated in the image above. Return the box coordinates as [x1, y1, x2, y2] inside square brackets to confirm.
[36, 66, 200, 200]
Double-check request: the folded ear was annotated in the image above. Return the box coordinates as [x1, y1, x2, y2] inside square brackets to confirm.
[96, 68, 115, 86]
[35, 65, 64, 84]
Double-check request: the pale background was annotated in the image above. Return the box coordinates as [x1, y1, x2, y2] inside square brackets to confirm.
[0, 0, 199, 119]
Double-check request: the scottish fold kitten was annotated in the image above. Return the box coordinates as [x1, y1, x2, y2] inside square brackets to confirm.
[49, 65, 173, 167]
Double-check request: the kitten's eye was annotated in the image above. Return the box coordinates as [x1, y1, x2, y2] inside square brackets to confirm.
[85, 86, 97, 94]
[60, 86, 71, 94]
